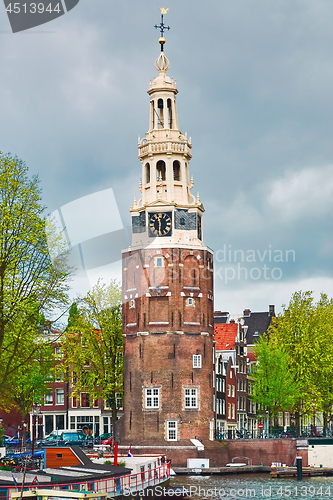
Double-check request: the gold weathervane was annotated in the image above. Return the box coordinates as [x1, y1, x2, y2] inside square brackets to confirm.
[154, 8, 170, 51]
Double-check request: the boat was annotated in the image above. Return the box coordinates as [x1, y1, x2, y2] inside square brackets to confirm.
[0, 446, 171, 500]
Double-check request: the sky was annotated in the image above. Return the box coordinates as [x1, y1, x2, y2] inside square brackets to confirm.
[1, 0, 332, 320]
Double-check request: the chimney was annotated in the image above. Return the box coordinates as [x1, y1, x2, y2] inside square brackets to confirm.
[269, 305, 275, 316]
[243, 309, 251, 317]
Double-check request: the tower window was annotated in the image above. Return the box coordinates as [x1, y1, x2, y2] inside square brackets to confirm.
[155, 257, 163, 267]
[145, 163, 150, 184]
[167, 98, 172, 128]
[187, 297, 194, 306]
[130, 299, 135, 308]
[180, 217, 185, 225]
[145, 388, 160, 408]
[184, 388, 198, 408]
[151, 100, 155, 129]
[156, 160, 166, 181]
[167, 420, 177, 441]
[158, 98, 164, 128]
[173, 160, 180, 181]
[193, 355, 202, 368]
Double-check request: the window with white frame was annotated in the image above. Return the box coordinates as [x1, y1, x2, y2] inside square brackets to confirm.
[130, 299, 135, 308]
[56, 388, 64, 405]
[145, 388, 160, 408]
[184, 388, 198, 408]
[45, 392, 53, 405]
[285, 412, 290, 426]
[227, 384, 231, 397]
[227, 403, 231, 419]
[232, 403, 235, 419]
[155, 257, 163, 267]
[222, 399, 226, 414]
[167, 420, 177, 441]
[193, 354, 202, 368]
[54, 346, 62, 358]
[187, 297, 194, 306]
[232, 385, 235, 397]
[278, 412, 283, 426]
[116, 393, 123, 409]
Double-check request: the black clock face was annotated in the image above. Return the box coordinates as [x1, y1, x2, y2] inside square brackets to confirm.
[149, 212, 172, 237]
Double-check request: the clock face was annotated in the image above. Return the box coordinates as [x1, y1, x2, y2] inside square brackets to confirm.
[148, 212, 172, 237]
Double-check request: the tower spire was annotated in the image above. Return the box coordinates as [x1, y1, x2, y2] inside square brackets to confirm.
[154, 7, 170, 52]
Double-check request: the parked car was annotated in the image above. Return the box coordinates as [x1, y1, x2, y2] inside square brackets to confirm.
[37, 431, 92, 448]
[7, 436, 31, 446]
[94, 432, 113, 444]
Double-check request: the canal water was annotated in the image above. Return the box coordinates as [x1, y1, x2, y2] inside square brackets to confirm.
[169, 473, 333, 499]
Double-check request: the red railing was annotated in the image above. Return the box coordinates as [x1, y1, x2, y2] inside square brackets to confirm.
[4, 462, 171, 499]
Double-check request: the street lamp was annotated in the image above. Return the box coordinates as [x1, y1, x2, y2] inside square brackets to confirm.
[312, 400, 316, 437]
[31, 404, 41, 458]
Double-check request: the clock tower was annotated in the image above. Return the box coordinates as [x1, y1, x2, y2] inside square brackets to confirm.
[122, 14, 214, 443]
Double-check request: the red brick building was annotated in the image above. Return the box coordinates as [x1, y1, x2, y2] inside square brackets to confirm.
[122, 38, 214, 444]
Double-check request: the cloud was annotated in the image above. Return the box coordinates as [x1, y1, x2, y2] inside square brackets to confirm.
[267, 165, 333, 221]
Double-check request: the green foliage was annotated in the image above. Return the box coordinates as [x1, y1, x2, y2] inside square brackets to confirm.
[252, 291, 333, 425]
[60, 279, 123, 434]
[66, 302, 79, 331]
[0, 152, 70, 412]
[252, 335, 301, 416]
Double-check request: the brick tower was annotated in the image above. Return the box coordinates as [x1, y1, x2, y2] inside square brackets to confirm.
[122, 22, 214, 443]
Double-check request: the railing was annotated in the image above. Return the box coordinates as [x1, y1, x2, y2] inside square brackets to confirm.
[138, 141, 191, 156]
[4, 462, 170, 500]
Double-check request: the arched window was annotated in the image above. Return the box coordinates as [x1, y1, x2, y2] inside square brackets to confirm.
[158, 98, 164, 128]
[185, 162, 189, 183]
[173, 160, 180, 181]
[145, 163, 150, 184]
[156, 160, 166, 181]
[151, 100, 155, 129]
[167, 98, 172, 128]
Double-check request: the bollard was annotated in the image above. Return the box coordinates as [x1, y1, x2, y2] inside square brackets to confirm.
[296, 456, 302, 480]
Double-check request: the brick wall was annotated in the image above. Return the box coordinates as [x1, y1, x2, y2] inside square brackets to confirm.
[122, 247, 214, 444]
[118, 439, 304, 467]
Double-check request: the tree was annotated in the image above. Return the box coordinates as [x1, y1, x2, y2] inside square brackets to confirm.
[0, 153, 70, 401]
[251, 335, 301, 432]
[255, 291, 333, 433]
[60, 280, 123, 437]
[1, 344, 53, 445]
[66, 302, 79, 332]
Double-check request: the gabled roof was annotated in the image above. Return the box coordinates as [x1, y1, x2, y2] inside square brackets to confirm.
[243, 312, 273, 345]
[214, 323, 238, 350]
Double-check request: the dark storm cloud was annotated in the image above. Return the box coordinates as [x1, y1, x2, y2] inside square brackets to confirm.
[0, 0, 332, 314]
